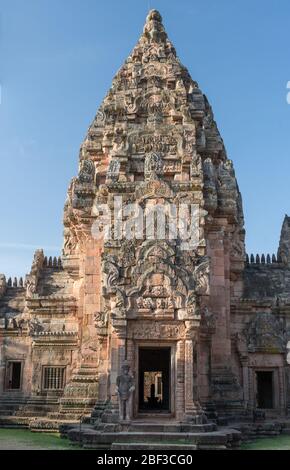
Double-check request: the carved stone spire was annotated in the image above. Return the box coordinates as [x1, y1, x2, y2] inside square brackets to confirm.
[62, 10, 244, 255]
[143, 9, 168, 44]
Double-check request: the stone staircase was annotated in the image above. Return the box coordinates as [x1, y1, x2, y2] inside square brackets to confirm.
[0, 395, 28, 418]
[0, 395, 59, 422]
[233, 420, 290, 441]
[60, 420, 242, 450]
[15, 396, 60, 417]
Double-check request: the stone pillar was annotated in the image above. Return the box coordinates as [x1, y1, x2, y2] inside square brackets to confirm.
[99, 319, 127, 424]
[126, 339, 136, 417]
[285, 366, 290, 414]
[0, 337, 5, 392]
[208, 226, 242, 413]
[278, 366, 285, 413]
[184, 335, 206, 423]
[241, 359, 249, 408]
[176, 340, 185, 420]
[109, 326, 126, 406]
[96, 336, 109, 403]
[248, 368, 256, 409]
[184, 339, 194, 414]
[209, 228, 232, 368]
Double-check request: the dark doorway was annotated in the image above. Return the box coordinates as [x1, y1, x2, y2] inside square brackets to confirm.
[7, 362, 22, 390]
[138, 347, 171, 413]
[256, 371, 274, 409]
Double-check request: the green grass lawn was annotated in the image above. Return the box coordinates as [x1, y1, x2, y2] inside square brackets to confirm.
[0, 428, 82, 450]
[242, 435, 290, 450]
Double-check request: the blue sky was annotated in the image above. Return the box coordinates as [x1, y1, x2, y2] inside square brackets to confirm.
[0, 0, 290, 277]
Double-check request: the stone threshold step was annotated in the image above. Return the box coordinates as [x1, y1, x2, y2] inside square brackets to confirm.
[110, 443, 198, 450]
[71, 431, 235, 445]
[96, 423, 217, 433]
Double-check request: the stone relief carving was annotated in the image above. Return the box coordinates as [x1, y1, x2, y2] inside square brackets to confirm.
[144, 152, 163, 180]
[243, 313, 286, 353]
[94, 310, 108, 330]
[78, 159, 95, 184]
[4, 314, 28, 334]
[193, 257, 210, 296]
[25, 249, 44, 297]
[28, 317, 44, 335]
[111, 289, 126, 319]
[136, 295, 175, 311]
[112, 127, 128, 156]
[106, 159, 120, 183]
[102, 255, 120, 288]
[190, 152, 202, 178]
[130, 133, 178, 154]
[63, 226, 78, 254]
[81, 338, 100, 363]
[186, 290, 199, 316]
[119, 240, 136, 268]
[128, 321, 186, 339]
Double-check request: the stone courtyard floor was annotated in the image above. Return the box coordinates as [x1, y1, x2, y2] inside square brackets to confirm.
[0, 429, 82, 450]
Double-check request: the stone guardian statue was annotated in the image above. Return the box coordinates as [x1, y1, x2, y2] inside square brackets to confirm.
[116, 361, 135, 421]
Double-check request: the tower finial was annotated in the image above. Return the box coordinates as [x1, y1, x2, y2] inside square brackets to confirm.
[143, 9, 166, 43]
[146, 9, 162, 24]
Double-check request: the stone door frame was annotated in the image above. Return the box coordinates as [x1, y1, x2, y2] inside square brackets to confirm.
[134, 341, 176, 419]
[251, 367, 280, 410]
[4, 359, 24, 392]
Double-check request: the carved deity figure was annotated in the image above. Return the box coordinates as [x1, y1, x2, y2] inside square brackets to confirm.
[190, 152, 202, 178]
[112, 127, 128, 156]
[106, 159, 120, 182]
[116, 361, 135, 421]
[28, 317, 43, 335]
[78, 159, 95, 184]
[111, 290, 126, 319]
[144, 152, 163, 180]
[25, 276, 37, 297]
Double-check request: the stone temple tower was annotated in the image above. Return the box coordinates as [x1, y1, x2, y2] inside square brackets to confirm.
[5, 10, 290, 438]
[61, 9, 245, 422]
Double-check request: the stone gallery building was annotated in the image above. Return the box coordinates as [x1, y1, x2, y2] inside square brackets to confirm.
[1, 10, 290, 428]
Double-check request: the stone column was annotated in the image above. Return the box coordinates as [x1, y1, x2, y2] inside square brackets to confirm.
[126, 339, 136, 417]
[104, 319, 127, 424]
[248, 368, 256, 409]
[176, 340, 185, 420]
[285, 366, 290, 414]
[0, 336, 5, 392]
[184, 331, 205, 423]
[208, 228, 232, 369]
[208, 226, 242, 413]
[109, 322, 127, 406]
[278, 366, 285, 413]
[184, 338, 198, 415]
[241, 359, 249, 408]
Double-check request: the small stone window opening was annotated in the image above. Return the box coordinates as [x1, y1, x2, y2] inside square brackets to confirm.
[42, 367, 66, 390]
